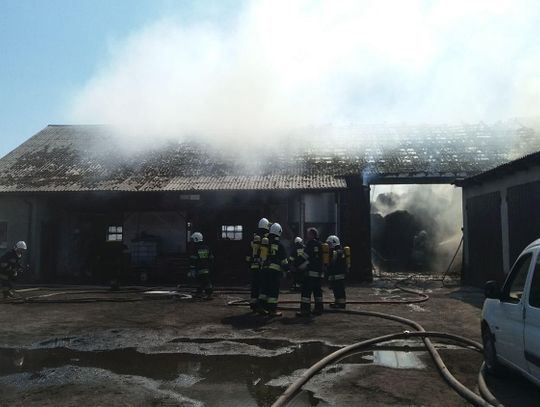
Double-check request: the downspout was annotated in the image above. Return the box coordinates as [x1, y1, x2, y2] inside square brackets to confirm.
[24, 198, 34, 278]
[335, 192, 340, 235]
[299, 194, 305, 239]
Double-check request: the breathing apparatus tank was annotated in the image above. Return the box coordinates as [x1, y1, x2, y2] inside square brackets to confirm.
[252, 234, 261, 257]
[344, 246, 351, 268]
[260, 237, 270, 262]
[321, 242, 330, 266]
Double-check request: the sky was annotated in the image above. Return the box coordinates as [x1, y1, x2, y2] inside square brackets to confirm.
[2, 0, 540, 156]
[0, 0, 238, 157]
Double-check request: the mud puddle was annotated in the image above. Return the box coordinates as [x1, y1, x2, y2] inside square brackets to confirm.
[0, 339, 427, 406]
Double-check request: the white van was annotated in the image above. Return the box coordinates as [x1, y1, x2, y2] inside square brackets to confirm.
[481, 238, 540, 386]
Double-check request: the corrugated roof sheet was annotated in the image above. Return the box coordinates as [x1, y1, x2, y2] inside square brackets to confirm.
[0, 123, 536, 192]
[0, 125, 352, 192]
[458, 150, 540, 186]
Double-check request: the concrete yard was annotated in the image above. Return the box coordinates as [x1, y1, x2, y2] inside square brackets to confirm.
[1, 281, 539, 406]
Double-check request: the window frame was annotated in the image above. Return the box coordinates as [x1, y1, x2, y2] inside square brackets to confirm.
[106, 225, 124, 242]
[529, 252, 540, 309]
[502, 252, 533, 303]
[220, 225, 243, 241]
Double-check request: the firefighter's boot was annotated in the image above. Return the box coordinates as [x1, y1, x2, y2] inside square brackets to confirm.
[312, 301, 324, 315]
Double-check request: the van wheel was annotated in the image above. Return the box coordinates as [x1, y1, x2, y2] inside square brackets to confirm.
[482, 324, 505, 376]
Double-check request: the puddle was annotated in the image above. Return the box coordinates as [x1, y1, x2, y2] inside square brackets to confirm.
[0, 339, 427, 406]
[342, 349, 426, 369]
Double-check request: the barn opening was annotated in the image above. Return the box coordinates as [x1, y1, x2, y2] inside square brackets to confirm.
[369, 184, 463, 279]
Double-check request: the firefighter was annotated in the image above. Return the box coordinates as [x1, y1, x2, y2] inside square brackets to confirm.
[288, 237, 305, 292]
[326, 235, 350, 309]
[257, 222, 288, 317]
[188, 232, 214, 299]
[246, 218, 271, 311]
[0, 241, 27, 299]
[297, 228, 324, 317]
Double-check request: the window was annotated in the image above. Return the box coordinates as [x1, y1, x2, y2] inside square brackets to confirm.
[0, 222, 7, 249]
[107, 225, 123, 242]
[503, 253, 532, 302]
[530, 257, 540, 308]
[221, 225, 243, 240]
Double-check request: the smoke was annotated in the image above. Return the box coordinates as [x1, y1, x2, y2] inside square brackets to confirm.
[70, 0, 540, 150]
[371, 184, 462, 273]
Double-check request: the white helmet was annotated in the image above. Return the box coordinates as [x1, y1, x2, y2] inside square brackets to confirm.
[190, 232, 203, 243]
[294, 237, 303, 245]
[269, 222, 282, 237]
[258, 218, 270, 231]
[326, 235, 340, 248]
[15, 241, 27, 250]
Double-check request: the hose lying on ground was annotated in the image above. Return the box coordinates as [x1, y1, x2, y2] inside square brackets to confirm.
[272, 330, 496, 407]
[228, 299, 501, 406]
[4, 284, 499, 404]
[227, 282, 428, 306]
[2, 288, 192, 304]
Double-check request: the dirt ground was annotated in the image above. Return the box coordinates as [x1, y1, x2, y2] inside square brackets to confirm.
[0, 280, 539, 406]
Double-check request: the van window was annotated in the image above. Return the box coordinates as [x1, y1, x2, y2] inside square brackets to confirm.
[530, 258, 540, 308]
[503, 253, 532, 302]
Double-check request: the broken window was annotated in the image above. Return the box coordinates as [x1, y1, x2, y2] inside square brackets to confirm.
[106, 225, 123, 242]
[0, 222, 7, 249]
[221, 225, 243, 240]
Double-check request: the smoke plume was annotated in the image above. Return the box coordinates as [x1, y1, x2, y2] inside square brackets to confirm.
[70, 0, 540, 150]
[371, 184, 463, 273]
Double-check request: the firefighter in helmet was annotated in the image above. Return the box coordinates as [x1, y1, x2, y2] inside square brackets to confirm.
[246, 218, 271, 311]
[297, 228, 324, 316]
[326, 235, 350, 309]
[0, 241, 27, 299]
[288, 236, 305, 292]
[188, 232, 214, 299]
[257, 222, 288, 317]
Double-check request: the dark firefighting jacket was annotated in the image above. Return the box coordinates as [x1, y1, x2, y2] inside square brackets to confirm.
[289, 242, 306, 269]
[302, 238, 323, 278]
[263, 236, 289, 273]
[189, 243, 213, 276]
[0, 250, 23, 280]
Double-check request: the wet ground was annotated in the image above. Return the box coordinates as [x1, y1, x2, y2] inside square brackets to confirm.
[0, 340, 432, 406]
[0, 281, 539, 406]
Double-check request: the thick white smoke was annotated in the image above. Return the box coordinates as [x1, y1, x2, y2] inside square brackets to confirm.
[71, 0, 540, 149]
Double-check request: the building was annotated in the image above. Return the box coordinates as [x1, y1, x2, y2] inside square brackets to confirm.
[0, 123, 536, 285]
[460, 151, 540, 287]
[0, 125, 373, 284]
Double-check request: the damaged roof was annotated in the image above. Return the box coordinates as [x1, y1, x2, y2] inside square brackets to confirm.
[0, 124, 537, 192]
[458, 150, 540, 187]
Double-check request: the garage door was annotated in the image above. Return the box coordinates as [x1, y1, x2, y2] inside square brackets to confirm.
[466, 192, 504, 286]
[508, 181, 540, 266]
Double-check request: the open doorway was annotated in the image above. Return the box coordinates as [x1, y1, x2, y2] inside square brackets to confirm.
[370, 184, 463, 280]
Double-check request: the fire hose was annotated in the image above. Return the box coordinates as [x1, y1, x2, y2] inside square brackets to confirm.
[2, 287, 193, 304]
[3, 285, 501, 405]
[227, 282, 428, 306]
[227, 298, 502, 406]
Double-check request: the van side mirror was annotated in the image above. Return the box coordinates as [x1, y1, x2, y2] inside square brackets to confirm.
[485, 280, 501, 299]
